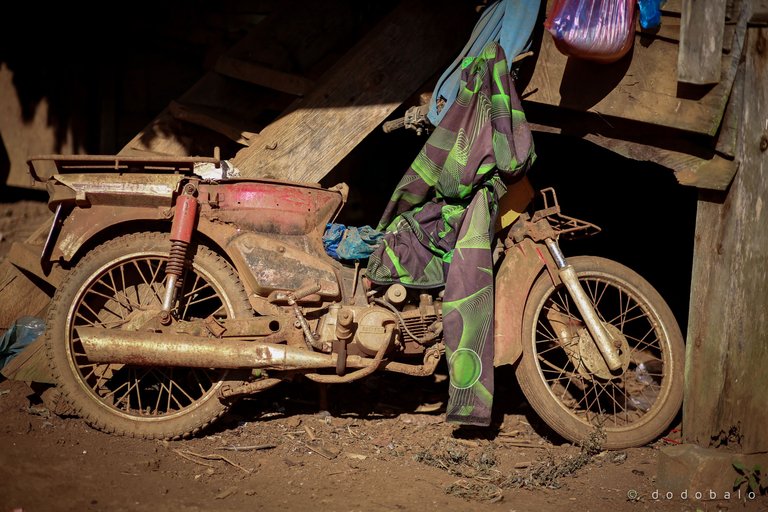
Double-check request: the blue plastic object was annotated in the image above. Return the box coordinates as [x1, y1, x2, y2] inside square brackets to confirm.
[0, 316, 45, 370]
[638, 0, 664, 29]
[323, 224, 383, 261]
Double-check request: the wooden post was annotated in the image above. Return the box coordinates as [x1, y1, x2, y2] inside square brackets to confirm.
[683, 27, 768, 454]
[678, 0, 727, 84]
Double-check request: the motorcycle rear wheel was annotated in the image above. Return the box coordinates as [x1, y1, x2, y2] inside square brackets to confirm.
[516, 256, 684, 449]
[45, 232, 252, 439]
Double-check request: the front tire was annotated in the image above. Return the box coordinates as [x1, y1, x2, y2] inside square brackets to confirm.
[45, 232, 252, 439]
[516, 256, 684, 449]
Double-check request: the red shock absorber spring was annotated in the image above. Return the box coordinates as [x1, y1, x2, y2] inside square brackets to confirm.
[160, 183, 199, 322]
[165, 240, 188, 277]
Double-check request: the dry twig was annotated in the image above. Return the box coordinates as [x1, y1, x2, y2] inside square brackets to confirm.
[216, 444, 277, 452]
[173, 449, 251, 473]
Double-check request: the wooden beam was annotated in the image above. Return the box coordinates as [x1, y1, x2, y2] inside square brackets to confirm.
[751, 0, 768, 24]
[662, 0, 682, 15]
[525, 29, 728, 135]
[530, 123, 738, 191]
[684, 27, 768, 454]
[218, 0, 379, 85]
[715, 51, 745, 158]
[119, 110, 237, 159]
[0, 264, 51, 330]
[637, 15, 681, 42]
[232, 0, 474, 183]
[118, 0, 379, 158]
[525, 0, 745, 137]
[526, 103, 738, 190]
[0, 338, 54, 384]
[7, 242, 65, 289]
[169, 100, 259, 146]
[215, 55, 314, 96]
[672, 154, 739, 190]
[678, 0, 727, 84]
[0, 219, 53, 332]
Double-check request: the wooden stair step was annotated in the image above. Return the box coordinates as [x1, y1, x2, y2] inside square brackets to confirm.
[219, 0, 382, 90]
[169, 100, 259, 146]
[232, 0, 476, 182]
[215, 55, 314, 96]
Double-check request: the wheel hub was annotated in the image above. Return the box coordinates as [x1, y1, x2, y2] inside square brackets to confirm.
[575, 323, 630, 380]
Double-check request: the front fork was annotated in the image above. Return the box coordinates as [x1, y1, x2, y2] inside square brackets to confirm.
[543, 238, 623, 371]
[160, 182, 198, 325]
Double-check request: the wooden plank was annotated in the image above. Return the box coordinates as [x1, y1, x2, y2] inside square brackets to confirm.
[662, 0, 682, 14]
[684, 27, 768, 454]
[0, 264, 52, 331]
[7, 242, 66, 288]
[672, 154, 738, 190]
[119, 1, 381, 158]
[525, 31, 724, 135]
[169, 100, 259, 146]
[232, 0, 474, 182]
[122, 70, 296, 157]
[525, 103, 738, 190]
[526, 0, 746, 137]
[220, 1, 379, 84]
[637, 15, 681, 42]
[119, 110, 233, 158]
[678, 0, 727, 84]
[215, 55, 314, 96]
[751, 0, 768, 24]
[529, 120, 738, 190]
[0, 218, 53, 332]
[0, 337, 54, 384]
[715, 52, 745, 157]
[584, 136, 738, 190]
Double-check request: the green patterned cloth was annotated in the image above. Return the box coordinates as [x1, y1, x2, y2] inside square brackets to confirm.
[367, 42, 535, 425]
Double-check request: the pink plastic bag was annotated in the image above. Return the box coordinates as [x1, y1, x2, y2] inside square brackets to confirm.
[545, 0, 637, 63]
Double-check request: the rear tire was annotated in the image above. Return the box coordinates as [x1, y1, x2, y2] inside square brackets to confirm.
[45, 232, 252, 439]
[516, 256, 684, 449]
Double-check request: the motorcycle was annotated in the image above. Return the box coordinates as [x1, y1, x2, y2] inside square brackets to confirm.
[28, 153, 684, 449]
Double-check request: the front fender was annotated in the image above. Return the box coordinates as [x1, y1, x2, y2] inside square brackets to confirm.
[493, 238, 552, 367]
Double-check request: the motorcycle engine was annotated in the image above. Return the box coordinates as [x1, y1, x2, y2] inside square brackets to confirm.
[316, 287, 443, 357]
[354, 308, 397, 355]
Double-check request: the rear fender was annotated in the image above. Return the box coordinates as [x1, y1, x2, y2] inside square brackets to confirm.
[493, 238, 556, 367]
[51, 205, 170, 262]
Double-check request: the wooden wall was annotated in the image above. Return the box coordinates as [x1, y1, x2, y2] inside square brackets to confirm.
[684, 26, 768, 454]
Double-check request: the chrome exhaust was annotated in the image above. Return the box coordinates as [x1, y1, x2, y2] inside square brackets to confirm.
[76, 326, 342, 370]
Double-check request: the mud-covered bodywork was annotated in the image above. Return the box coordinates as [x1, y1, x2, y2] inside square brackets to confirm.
[28, 155, 346, 301]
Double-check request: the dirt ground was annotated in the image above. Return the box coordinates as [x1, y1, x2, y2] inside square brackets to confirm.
[1, 198, 766, 512]
[1, 370, 765, 512]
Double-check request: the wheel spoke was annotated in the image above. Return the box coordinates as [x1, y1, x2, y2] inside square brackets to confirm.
[627, 334, 663, 357]
[132, 259, 163, 307]
[587, 279, 609, 312]
[607, 306, 649, 329]
[192, 369, 213, 394]
[106, 269, 136, 313]
[102, 379, 129, 402]
[609, 382, 620, 426]
[132, 368, 143, 413]
[528, 269, 679, 434]
[59, 240, 243, 426]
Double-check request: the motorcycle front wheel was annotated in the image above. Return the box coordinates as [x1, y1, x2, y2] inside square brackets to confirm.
[45, 232, 252, 439]
[516, 256, 684, 449]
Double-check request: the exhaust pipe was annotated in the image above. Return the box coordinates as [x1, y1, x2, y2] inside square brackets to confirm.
[76, 326, 343, 370]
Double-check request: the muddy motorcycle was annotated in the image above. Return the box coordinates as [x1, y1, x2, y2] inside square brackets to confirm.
[29, 154, 684, 449]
